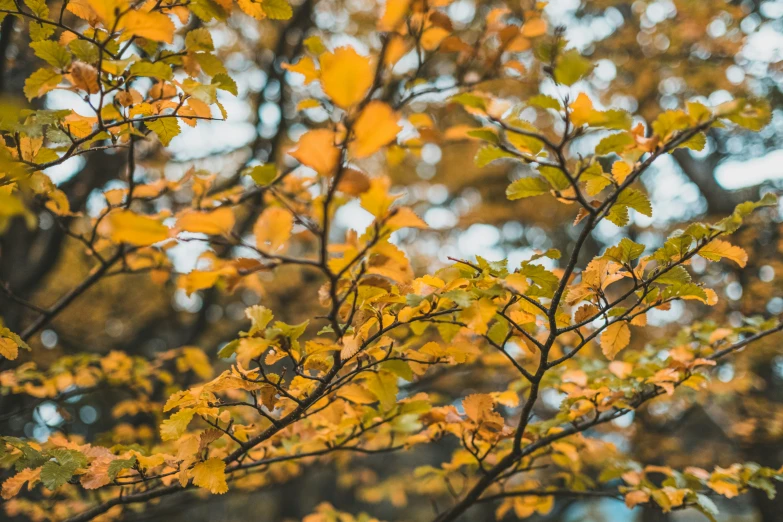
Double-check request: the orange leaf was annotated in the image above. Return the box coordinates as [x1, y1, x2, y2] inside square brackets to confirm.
[283, 57, 319, 84]
[320, 47, 374, 109]
[102, 210, 170, 246]
[176, 208, 235, 236]
[289, 129, 340, 175]
[254, 207, 293, 252]
[350, 101, 401, 158]
[600, 321, 630, 360]
[120, 10, 175, 44]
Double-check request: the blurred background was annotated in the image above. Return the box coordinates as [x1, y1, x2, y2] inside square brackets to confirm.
[2, 0, 783, 520]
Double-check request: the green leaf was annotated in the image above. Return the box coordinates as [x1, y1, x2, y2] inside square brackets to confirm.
[381, 359, 413, 381]
[182, 79, 218, 103]
[679, 131, 706, 151]
[519, 264, 559, 297]
[450, 93, 487, 112]
[603, 238, 644, 264]
[146, 118, 181, 146]
[662, 282, 708, 303]
[29, 22, 56, 42]
[595, 132, 633, 155]
[686, 101, 712, 123]
[553, 49, 593, 86]
[129, 62, 174, 81]
[272, 320, 309, 342]
[721, 98, 771, 131]
[69, 40, 99, 64]
[108, 456, 137, 481]
[194, 53, 227, 77]
[212, 73, 238, 96]
[606, 188, 652, 227]
[31, 41, 71, 69]
[716, 192, 778, 234]
[655, 265, 692, 286]
[261, 0, 293, 19]
[185, 28, 215, 52]
[487, 319, 509, 346]
[528, 94, 561, 111]
[581, 163, 611, 196]
[24, 68, 62, 100]
[304, 36, 327, 56]
[538, 165, 570, 191]
[189, 0, 228, 21]
[244, 164, 276, 186]
[506, 177, 549, 200]
[466, 128, 499, 144]
[475, 145, 515, 167]
[652, 109, 692, 140]
[40, 461, 75, 490]
[217, 339, 240, 358]
[694, 493, 719, 522]
[49, 449, 87, 469]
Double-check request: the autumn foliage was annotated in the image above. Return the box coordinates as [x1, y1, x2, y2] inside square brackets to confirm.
[0, 0, 782, 521]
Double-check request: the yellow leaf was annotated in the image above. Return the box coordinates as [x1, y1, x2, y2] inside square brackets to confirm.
[191, 458, 228, 494]
[120, 10, 175, 43]
[708, 477, 740, 498]
[611, 161, 632, 184]
[160, 408, 195, 441]
[600, 321, 630, 360]
[350, 101, 401, 158]
[289, 129, 340, 175]
[176, 208, 235, 236]
[360, 177, 397, 218]
[699, 239, 748, 268]
[337, 383, 377, 404]
[179, 270, 222, 296]
[503, 273, 530, 294]
[661, 487, 687, 509]
[461, 298, 496, 335]
[134, 453, 165, 471]
[102, 210, 170, 246]
[320, 47, 374, 108]
[254, 207, 293, 252]
[283, 57, 319, 84]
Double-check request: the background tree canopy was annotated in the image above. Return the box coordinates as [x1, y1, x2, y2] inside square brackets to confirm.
[1, 0, 783, 521]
